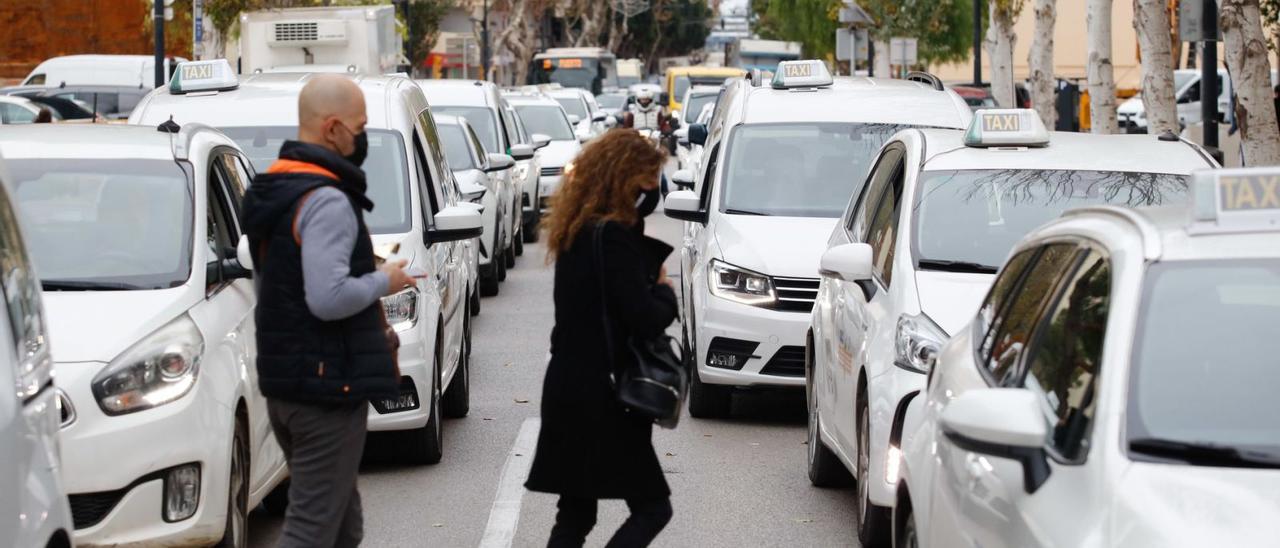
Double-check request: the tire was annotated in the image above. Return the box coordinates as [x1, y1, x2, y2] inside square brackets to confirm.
[260, 479, 289, 516]
[896, 504, 919, 548]
[497, 247, 508, 281]
[504, 238, 516, 268]
[404, 342, 444, 465]
[444, 307, 471, 418]
[514, 226, 525, 256]
[857, 397, 891, 547]
[480, 260, 500, 296]
[687, 365, 732, 418]
[215, 416, 249, 548]
[807, 349, 852, 487]
[470, 283, 481, 316]
[523, 217, 539, 243]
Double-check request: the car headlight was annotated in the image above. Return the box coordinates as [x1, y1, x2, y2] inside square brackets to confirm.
[92, 314, 203, 415]
[513, 162, 529, 182]
[894, 313, 946, 374]
[563, 161, 575, 175]
[708, 259, 776, 307]
[382, 287, 419, 332]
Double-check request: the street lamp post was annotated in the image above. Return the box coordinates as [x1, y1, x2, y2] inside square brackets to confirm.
[481, 0, 491, 81]
[972, 0, 982, 86]
[154, 0, 165, 88]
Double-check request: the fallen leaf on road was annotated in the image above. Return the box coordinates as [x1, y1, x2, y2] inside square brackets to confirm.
[514, 398, 529, 403]
[665, 452, 676, 457]
[793, 518, 814, 524]
[432, 523, 444, 528]
[703, 434, 712, 438]
[504, 362, 513, 367]
[483, 417, 494, 421]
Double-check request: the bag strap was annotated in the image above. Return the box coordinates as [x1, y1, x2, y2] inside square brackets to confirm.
[592, 222, 618, 384]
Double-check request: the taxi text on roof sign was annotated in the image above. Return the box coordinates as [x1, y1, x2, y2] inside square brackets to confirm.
[1189, 167, 1280, 233]
[169, 59, 239, 95]
[963, 108, 1050, 148]
[771, 60, 833, 89]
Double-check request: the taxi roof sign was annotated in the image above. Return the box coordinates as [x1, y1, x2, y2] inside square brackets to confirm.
[963, 109, 1049, 148]
[1189, 167, 1280, 233]
[771, 60, 833, 89]
[169, 59, 238, 95]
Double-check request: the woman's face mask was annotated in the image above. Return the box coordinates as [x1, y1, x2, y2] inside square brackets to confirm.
[636, 181, 661, 217]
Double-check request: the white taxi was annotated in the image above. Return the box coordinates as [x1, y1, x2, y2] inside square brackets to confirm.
[807, 109, 1217, 544]
[131, 61, 484, 465]
[0, 151, 73, 548]
[545, 87, 610, 140]
[894, 167, 1280, 548]
[0, 123, 286, 546]
[662, 61, 972, 419]
[504, 91, 583, 216]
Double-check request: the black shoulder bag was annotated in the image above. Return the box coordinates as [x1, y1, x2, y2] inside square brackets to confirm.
[594, 223, 688, 429]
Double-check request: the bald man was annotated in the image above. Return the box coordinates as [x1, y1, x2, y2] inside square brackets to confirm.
[242, 74, 412, 548]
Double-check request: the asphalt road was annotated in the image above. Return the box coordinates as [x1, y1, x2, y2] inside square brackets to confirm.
[247, 212, 859, 548]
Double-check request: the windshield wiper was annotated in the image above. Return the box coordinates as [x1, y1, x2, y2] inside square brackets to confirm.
[42, 280, 142, 291]
[723, 208, 770, 216]
[1129, 437, 1280, 468]
[917, 259, 999, 274]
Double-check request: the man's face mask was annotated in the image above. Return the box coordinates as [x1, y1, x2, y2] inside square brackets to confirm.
[334, 120, 368, 167]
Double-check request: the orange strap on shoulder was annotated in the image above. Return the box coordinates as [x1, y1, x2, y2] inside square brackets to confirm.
[266, 159, 339, 181]
[291, 189, 321, 246]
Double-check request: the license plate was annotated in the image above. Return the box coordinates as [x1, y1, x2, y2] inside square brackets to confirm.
[377, 392, 418, 413]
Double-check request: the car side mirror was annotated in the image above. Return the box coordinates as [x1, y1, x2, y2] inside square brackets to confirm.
[940, 388, 1052, 494]
[509, 144, 535, 161]
[426, 205, 484, 244]
[485, 153, 515, 172]
[209, 238, 252, 287]
[576, 131, 591, 143]
[674, 126, 690, 146]
[236, 234, 254, 271]
[819, 243, 875, 299]
[671, 169, 695, 190]
[591, 111, 608, 122]
[688, 123, 708, 146]
[663, 189, 705, 224]
[531, 133, 552, 149]
[567, 114, 582, 125]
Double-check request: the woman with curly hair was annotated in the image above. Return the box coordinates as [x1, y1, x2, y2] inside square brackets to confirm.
[524, 129, 678, 548]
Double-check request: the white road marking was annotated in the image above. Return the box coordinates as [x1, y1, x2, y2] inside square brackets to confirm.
[478, 417, 541, 548]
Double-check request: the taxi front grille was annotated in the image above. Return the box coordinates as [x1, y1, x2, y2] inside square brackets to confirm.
[274, 22, 318, 42]
[760, 346, 806, 377]
[773, 277, 820, 313]
[70, 490, 127, 529]
[541, 166, 563, 177]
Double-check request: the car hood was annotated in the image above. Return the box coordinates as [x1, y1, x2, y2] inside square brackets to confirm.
[714, 215, 837, 278]
[1109, 461, 1280, 547]
[539, 140, 581, 167]
[1117, 97, 1144, 115]
[42, 288, 194, 363]
[913, 271, 994, 335]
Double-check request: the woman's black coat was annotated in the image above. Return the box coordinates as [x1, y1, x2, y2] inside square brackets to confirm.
[524, 220, 678, 500]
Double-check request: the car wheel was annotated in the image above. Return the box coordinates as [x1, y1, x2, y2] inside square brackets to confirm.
[215, 416, 249, 548]
[807, 352, 852, 487]
[504, 238, 516, 268]
[514, 225, 525, 256]
[857, 397, 891, 547]
[497, 247, 508, 281]
[896, 504, 919, 548]
[404, 339, 444, 465]
[259, 479, 289, 516]
[443, 307, 471, 418]
[470, 283, 481, 316]
[687, 365, 732, 419]
[523, 217, 539, 243]
[481, 260, 500, 297]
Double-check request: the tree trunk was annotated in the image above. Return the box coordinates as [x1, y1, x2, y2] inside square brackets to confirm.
[1133, 0, 1179, 134]
[986, 2, 1017, 108]
[1221, 0, 1280, 165]
[1087, 0, 1117, 133]
[1029, 0, 1057, 126]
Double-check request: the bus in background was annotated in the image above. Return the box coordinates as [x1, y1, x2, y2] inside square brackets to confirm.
[530, 48, 619, 95]
[617, 58, 644, 89]
[663, 66, 745, 113]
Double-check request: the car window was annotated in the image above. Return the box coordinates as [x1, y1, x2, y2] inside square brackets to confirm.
[433, 106, 499, 153]
[465, 125, 488, 167]
[218, 153, 250, 212]
[0, 183, 48, 393]
[55, 92, 119, 116]
[699, 144, 720, 202]
[412, 132, 440, 219]
[850, 147, 904, 240]
[437, 124, 475, 171]
[974, 249, 1038, 347]
[24, 74, 45, 86]
[207, 163, 238, 248]
[416, 111, 452, 204]
[513, 105, 575, 141]
[981, 243, 1079, 384]
[1021, 249, 1110, 462]
[498, 108, 517, 151]
[865, 158, 904, 286]
[2, 103, 36, 124]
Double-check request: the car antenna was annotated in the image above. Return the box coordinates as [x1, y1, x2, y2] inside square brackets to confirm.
[157, 116, 181, 134]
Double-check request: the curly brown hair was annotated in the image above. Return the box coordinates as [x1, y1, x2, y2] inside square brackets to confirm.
[543, 129, 667, 261]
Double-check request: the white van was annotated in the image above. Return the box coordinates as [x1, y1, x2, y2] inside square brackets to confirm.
[1118, 68, 1279, 132]
[20, 55, 185, 88]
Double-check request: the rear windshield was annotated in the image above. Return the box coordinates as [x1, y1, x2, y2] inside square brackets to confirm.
[684, 93, 716, 123]
[433, 106, 500, 153]
[514, 105, 575, 141]
[437, 124, 475, 171]
[219, 126, 412, 235]
[554, 97, 587, 119]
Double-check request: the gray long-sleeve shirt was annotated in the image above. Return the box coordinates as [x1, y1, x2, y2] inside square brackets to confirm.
[295, 187, 390, 321]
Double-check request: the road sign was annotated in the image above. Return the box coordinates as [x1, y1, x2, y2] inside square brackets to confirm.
[193, 0, 204, 59]
[889, 37, 918, 66]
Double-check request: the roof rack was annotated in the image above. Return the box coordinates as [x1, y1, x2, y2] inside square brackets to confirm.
[904, 71, 944, 91]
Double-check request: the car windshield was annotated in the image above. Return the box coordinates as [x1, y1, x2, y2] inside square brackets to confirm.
[432, 106, 499, 153]
[912, 170, 1189, 269]
[1128, 259, 1280, 462]
[554, 97, 587, 119]
[1174, 72, 1197, 92]
[5, 159, 193, 289]
[684, 93, 716, 123]
[437, 123, 475, 171]
[515, 105, 575, 141]
[719, 123, 916, 218]
[674, 76, 691, 101]
[596, 94, 628, 109]
[220, 126, 411, 235]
